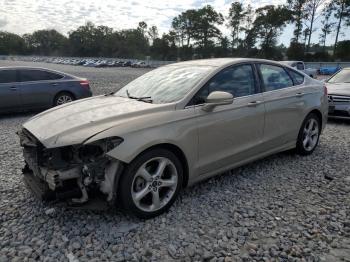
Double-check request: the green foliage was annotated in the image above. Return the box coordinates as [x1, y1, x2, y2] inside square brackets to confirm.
[0, 31, 26, 55]
[287, 42, 305, 60]
[334, 40, 350, 60]
[252, 5, 293, 58]
[227, 2, 246, 49]
[0, 2, 348, 61]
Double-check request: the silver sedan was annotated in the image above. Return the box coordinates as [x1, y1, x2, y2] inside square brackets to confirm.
[19, 58, 328, 218]
[326, 68, 350, 119]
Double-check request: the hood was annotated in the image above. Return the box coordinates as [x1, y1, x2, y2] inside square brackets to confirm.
[23, 95, 173, 148]
[326, 82, 350, 96]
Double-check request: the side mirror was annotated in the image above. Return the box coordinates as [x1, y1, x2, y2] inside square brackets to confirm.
[202, 91, 234, 112]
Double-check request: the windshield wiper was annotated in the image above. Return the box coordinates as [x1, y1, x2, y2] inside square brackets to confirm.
[126, 90, 153, 103]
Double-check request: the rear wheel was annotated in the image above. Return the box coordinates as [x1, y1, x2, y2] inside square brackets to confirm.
[119, 149, 183, 218]
[296, 113, 321, 155]
[54, 92, 74, 106]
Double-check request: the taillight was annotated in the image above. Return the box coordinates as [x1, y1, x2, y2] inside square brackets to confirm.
[80, 80, 90, 89]
[324, 84, 328, 96]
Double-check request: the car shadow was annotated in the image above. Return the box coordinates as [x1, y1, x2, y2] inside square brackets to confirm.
[328, 118, 350, 125]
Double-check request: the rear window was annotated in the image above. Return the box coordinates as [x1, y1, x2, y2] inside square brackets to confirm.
[18, 70, 63, 82]
[0, 70, 17, 84]
[258, 64, 294, 91]
[286, 68, 305, 85]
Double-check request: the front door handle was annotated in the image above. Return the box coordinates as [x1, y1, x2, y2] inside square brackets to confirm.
[10, 86, 17, 91]
[295, 92, 304, 97]
[51, 83, 58, 86]
[247, 101, 262, 107]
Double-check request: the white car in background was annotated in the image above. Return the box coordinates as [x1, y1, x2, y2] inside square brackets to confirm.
[281, 61, 317, 78]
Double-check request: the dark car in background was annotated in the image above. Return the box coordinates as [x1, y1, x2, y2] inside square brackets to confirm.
[0, 67, 92, 113]
[325, 67, 350, 119]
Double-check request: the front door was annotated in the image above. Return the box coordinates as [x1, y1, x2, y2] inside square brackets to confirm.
[192, 64, 266, 175]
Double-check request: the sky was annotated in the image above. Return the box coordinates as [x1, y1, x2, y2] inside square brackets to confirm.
[0, 0, 348, 47]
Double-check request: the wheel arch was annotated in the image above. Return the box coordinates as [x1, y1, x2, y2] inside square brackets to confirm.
[127, 143, 190, 188]
[307, 109, 323, 127]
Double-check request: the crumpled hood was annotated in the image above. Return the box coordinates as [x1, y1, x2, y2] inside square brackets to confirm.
[326, 82, 350, 96]
[23, 95, 170, 148]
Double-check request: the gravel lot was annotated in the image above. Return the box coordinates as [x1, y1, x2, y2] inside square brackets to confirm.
[0, 61, 350, 262]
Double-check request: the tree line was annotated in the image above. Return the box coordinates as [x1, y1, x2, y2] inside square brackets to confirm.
[0, 0, 349, 61]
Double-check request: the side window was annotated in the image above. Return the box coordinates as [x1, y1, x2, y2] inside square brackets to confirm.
[296, 62, 304, 70]
[286, 68, 304, 85]
[258, 64, 293, 92]
[194, 64, 256, 104]
[46, 71, 64, 80]
[0, 70, 17, 84]
[19, 70, 60, 82]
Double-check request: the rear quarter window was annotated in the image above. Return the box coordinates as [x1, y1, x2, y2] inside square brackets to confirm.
[286, 68, 305, 85]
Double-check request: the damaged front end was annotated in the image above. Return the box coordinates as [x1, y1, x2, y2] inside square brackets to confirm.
[18, 128, 124, 205]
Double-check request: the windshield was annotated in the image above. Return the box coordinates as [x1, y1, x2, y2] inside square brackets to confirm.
[115, 65, 214, 104]
[328, 69, 350, 83]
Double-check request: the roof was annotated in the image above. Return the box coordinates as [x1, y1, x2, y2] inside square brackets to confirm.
[165, 58, 283, 68]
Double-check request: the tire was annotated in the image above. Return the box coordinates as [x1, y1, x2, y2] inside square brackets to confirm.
[296, 113, 321, 155]
[54, 92, 74, 106]
[119, 148, 183, 219]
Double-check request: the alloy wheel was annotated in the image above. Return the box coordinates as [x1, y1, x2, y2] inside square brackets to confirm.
[131, 157, 178, 212]
[56, 95, 73, 105]
[302, 118, 319, 151]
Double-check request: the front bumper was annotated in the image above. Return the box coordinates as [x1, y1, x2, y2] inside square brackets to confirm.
[328, 95, 350, 119]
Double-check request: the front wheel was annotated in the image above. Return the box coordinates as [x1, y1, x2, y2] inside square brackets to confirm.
[119, 149, 183, 218]
[296, 113, 321, 155]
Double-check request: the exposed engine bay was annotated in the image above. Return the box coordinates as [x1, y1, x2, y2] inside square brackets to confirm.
[18, 128, 124, 205]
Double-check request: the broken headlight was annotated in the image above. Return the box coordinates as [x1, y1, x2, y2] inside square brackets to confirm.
[79, 137, 123, 162]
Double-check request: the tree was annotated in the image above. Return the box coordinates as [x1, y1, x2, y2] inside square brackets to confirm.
[252, 5, 292, 58]
[148, 25, 159, 44]
[137, 21, 148, 35]
[23, 29, 68, 55]
[287, 42, 305, 59]
[227, 2, 246, 49]
[191, 5, 224, 57]
[0, 31, 26, 55]
[304, 0, 326, 51]
[172, 9, 196, 46]
[319, 4, 335, 50]
[330, 0, 350, 53]
[334, 40, 350, 60]
[288, 0, 307, 43]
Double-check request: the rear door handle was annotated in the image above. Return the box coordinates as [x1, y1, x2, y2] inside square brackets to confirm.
[51, 83, 58, 86]
[10, 86, 17, 91]
[247, 101, 262, 107]
[295, 92, 304, 97]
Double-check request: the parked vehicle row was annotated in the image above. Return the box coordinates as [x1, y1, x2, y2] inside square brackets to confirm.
[30, 56, 152, 68]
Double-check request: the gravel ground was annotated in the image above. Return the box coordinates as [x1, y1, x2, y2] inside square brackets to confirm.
[0, 61, 350, 262]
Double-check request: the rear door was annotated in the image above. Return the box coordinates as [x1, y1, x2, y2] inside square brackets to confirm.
[0, 69, 21, 112]
[257, 63, 306, 149]
[17, 69, 64, 109]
